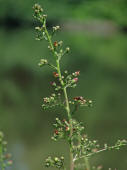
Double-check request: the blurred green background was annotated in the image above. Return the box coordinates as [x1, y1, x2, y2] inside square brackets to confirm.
[0, 0, 127, 169]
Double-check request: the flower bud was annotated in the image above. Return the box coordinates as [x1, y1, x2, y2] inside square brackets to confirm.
[50, 82, 56, 86]
[73, 71, 80, 76]
[54, 157, 59, 162]
[60, 156, 64, 160]
[64, 70, 68, 74]
[74, 96, 83, 101]
[58, 41, 63, 46]
[43, 14, 47, 18]
[35, 27, 41, 31]
[66, 47, 70, 53]
[54, 41, 58, 47]
[72, 78, 78, 83]
[65, 126, 69, 131]
[54, 130, 59, 135]
[33, 4, 43, 13]
[89, 100, 92, 104]
[53, 26, 60, 32]
[38, 59, 48, 67]
[53, 72, 59, 77]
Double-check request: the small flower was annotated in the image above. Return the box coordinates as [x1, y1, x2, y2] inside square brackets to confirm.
[43, 97, 49, 103]
[48, 45, 54, 51]
[54, 41, 58, 47]
[66, 47, 70, 53]
[74, 96, 84, 101]
[72, 77, 78, 83]
[74, 71, 80, 76]
[74, 96, 87, 105]
[60, 156, 64, 160]
[58, 41, 63, 46]
[54, 157, 59, 162]
[33, 4, 43, 12]
[35, 26, 41, 31]
[65, 126, 69, 131]
[43, 14, 47, 18]
[53, 26, 60, 32]
[64, 70, 68, 74]
[53, 72, 59, 77]
[54, 130, 59, 135]
[38, 59, 48, 67]
[51, 93, 56, 97]
[50, 82, 56, 86]
[63, 119, 66, 122]
[89, 100, 92, 104]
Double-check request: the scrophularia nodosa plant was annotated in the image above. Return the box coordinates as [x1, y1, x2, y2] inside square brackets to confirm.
[33, 4, 127, 170]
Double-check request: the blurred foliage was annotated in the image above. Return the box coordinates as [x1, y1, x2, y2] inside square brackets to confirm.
[0, 0, 127, 170]
[73, 0, 127, 26]
[0, 0, 127, 26]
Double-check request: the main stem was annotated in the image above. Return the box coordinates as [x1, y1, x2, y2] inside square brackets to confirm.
[44, 23, 74, 170]
[56, 60, 74, 170]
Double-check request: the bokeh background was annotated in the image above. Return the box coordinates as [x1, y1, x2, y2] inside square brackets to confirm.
[0, 0, 127, 169]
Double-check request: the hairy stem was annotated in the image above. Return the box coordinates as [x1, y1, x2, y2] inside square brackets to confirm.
[44, 22, 74, 170]
[56, 60, 74, 170]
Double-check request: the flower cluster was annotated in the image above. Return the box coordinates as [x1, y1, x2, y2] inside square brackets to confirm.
[73, 136, 100, 162]
[0, 131, 13, 169]
[51, 117, 127, 164]
[33, 4, 70, 61]
[51, 118, 101, 163]
[104, 139, 127, 151]
[33, 4, 48, 41]
[52, 118, 85, 144]
[63, 71, 80, 88]
[33, 4, 44, 20]
[52, 26, 60, 33]
[51, 118, 70, 141]
[42, 93, 63, 109]
[73, 138, 127, 162]
[73, 96, 92, 107]
[45, 156, 64, 169]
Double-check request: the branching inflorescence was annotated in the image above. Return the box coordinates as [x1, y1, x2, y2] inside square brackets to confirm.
[33, 4, 127, 170]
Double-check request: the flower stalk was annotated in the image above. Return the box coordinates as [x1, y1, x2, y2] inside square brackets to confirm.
[43, 17, 74, 170]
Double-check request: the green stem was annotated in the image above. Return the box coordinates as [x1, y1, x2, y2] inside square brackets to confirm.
[56, 60, 74, 170]
[44, 21, 74, 170]
[44, 24, 57, 60]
